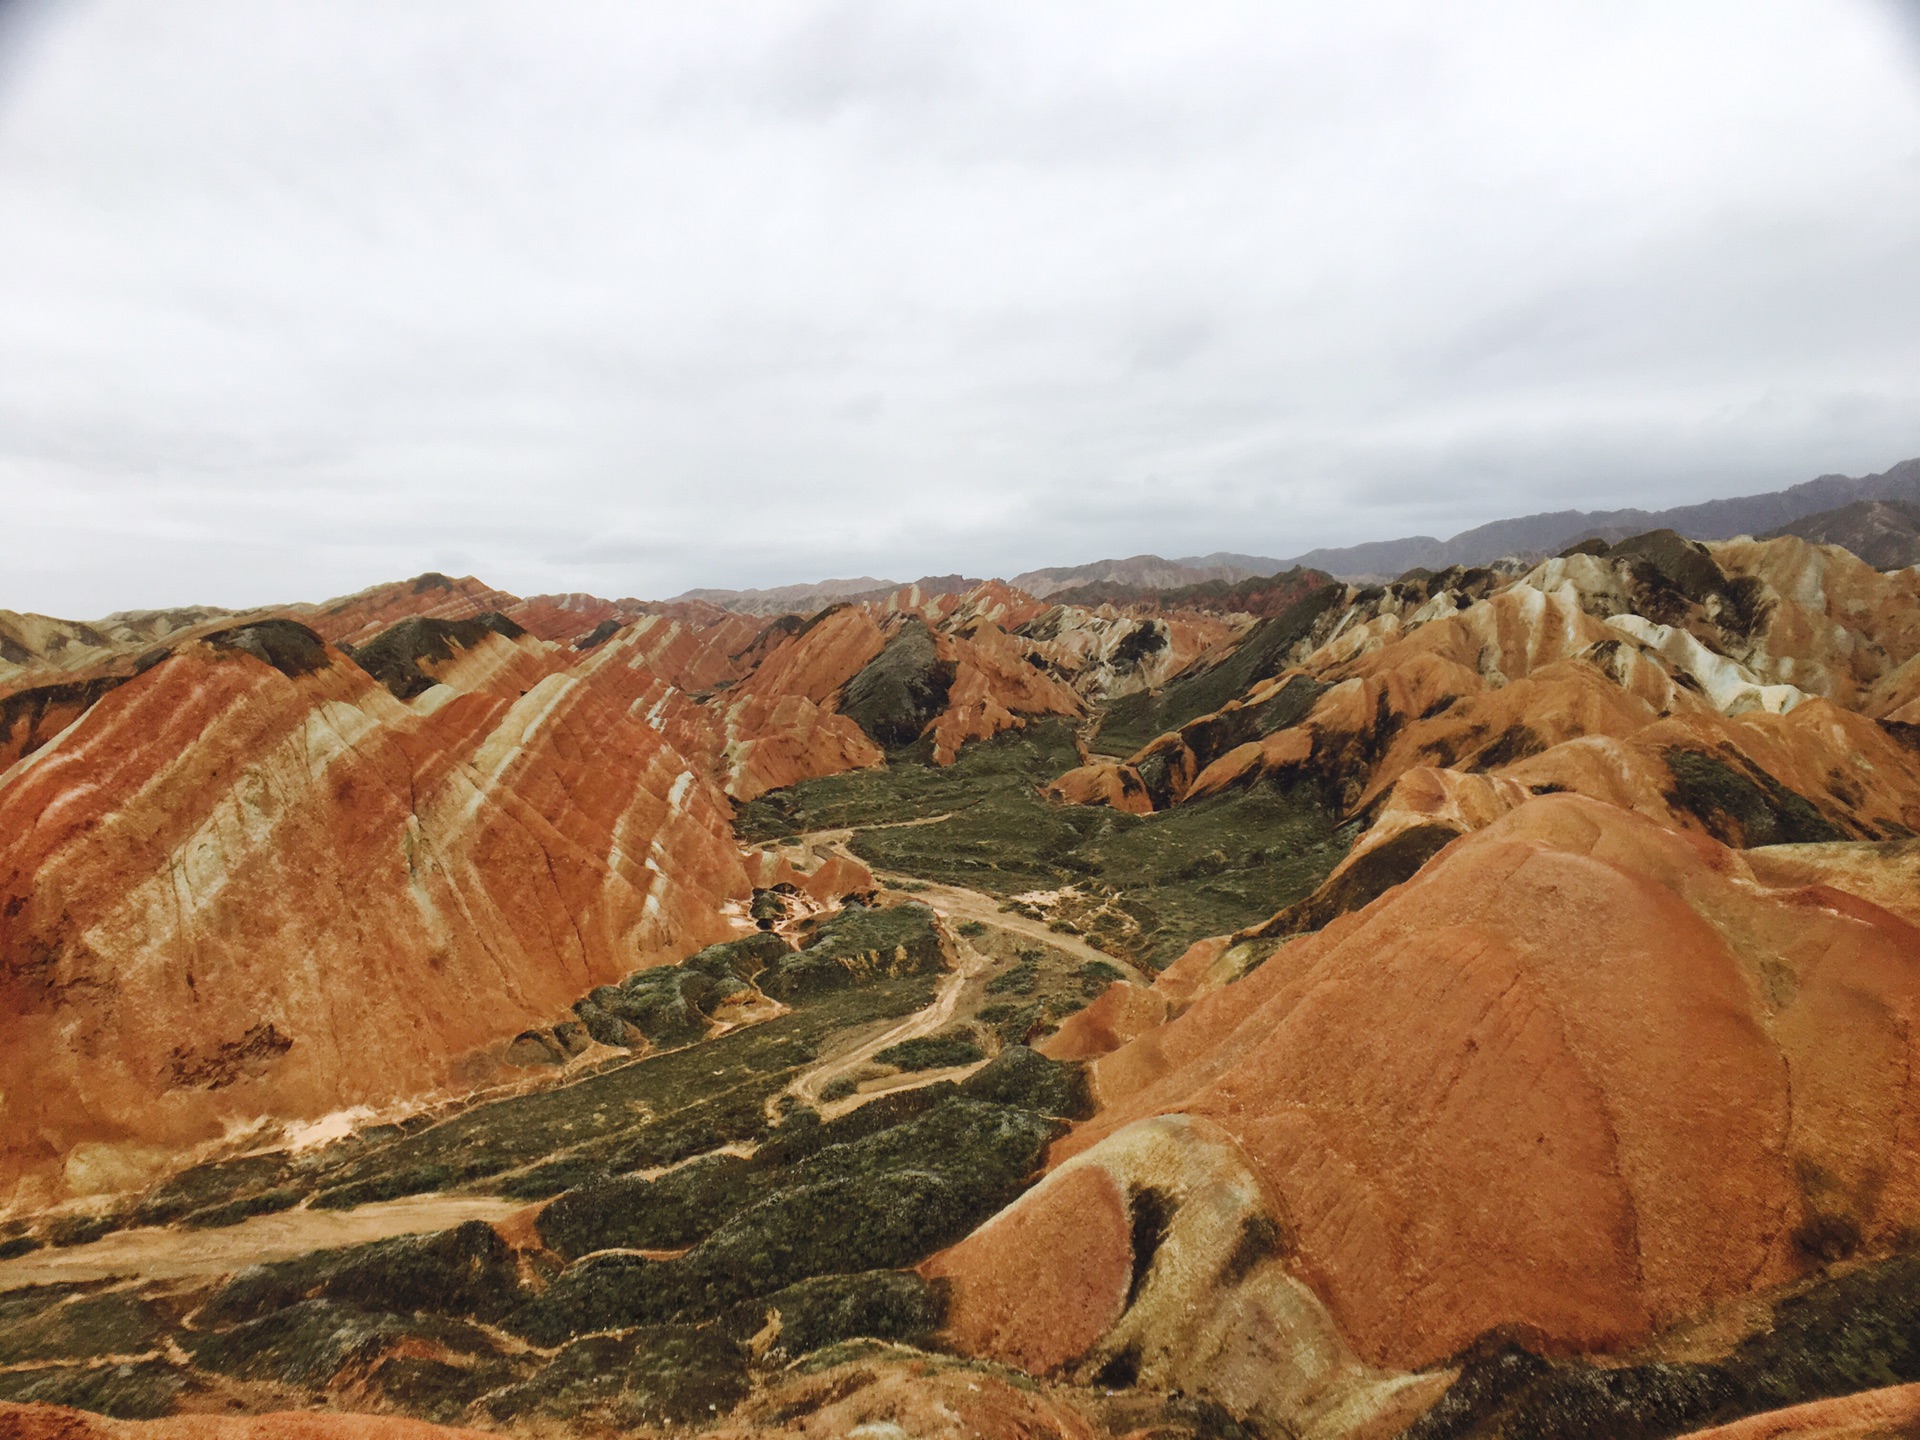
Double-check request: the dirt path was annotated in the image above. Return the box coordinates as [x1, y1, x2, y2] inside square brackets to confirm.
[790, 827, 1153, 988]
[0, 1194, 525, 1289]
[781, 931, 991, 1119]
[8, 827, 1145, 1295]
[896, 876, 1153, 987]
[768, 827, 1153, 1121]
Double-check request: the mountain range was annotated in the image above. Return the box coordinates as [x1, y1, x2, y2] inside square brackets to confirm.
[2, 459, 1920, 1440]
[673, 458, 1920, 613]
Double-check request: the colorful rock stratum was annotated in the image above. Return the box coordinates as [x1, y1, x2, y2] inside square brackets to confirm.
[2, 511, 1919, 1440]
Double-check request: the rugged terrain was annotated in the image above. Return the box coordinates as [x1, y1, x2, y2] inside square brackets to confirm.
[3, 485, 1920, 1439]
[1764, 499, 1920, 573]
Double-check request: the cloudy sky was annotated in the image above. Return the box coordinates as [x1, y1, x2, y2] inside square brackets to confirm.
[1, 1, 1917, 615]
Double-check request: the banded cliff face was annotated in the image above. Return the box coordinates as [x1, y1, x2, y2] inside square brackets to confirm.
[0, 576, 1129, 1204]
[0, 620, 748, 1206]
[1052, 534, 1920, 844]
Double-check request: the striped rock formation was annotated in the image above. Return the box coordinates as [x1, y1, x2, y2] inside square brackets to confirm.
[931, 796, 1920, 1435]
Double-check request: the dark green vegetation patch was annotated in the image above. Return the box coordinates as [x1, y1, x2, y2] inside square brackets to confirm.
[0, 1358, 192, 1421]
[736, 718, 1086, 839]
[199, 1221, 523, 1328]
[958, 1044, 1095, 1120]
[1664, 747, 1847, 848]
[0, 1288, 165, 1365]
[36, 1074, 1076, 1430]
[975, 960, 1121, 1052]
[0, 1285, 198, 1421]
[344, 612, 528, 701]
[873, 1030, 985, 1071]
[722, 1270, 946, 1365]
[479, 1325, 746, 1428]
[185, 1300, 502, 1389]
[1408, 1249, 1920, 1439]
[574, 961, 742, 1050]
[535, 1154, 760, 1260]
[510, 1094, 1059, 1343]
[838, 618, 955, 750]
[861, 780, 1350, 970]
[743, 720, 1353, 969]
[759, 902, 949, 999]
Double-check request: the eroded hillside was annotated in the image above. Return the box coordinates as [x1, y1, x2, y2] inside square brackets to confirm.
[4, 524, 1920, 1440]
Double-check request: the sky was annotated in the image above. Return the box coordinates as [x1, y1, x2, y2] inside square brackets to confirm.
[1, 1, 1918, 616]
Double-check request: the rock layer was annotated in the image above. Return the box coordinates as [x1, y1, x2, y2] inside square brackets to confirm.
[939, 797, 1920, 1419]
[0, 627, 747, 1205]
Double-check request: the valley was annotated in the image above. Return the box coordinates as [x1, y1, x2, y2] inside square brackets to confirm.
[2, 491, 1920, 1439]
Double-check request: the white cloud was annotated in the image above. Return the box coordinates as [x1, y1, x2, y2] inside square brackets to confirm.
[0, 0, 1916, 614]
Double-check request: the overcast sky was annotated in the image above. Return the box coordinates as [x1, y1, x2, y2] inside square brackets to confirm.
[1, 1, 1918, 615]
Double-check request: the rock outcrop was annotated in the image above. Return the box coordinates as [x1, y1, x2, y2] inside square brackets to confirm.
[9, 523, 1920, 1438]
[934, 797, 1920, 1429]
[0, 624, 748, 1206]
[1051, 537, 1920, 855]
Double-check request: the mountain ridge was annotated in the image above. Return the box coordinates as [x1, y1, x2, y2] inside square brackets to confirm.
[653, 457, 1920, 614]
[1272, 456, 1920, 577]
[1762, 497, 1920, 572]
[4, 511, 1920, 1440]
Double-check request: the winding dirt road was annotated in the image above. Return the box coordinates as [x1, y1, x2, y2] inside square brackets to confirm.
[786, 825, 1153, 987]
[780, 928, 991, 1119]
[1, 830, 1148, 1293]
[0, 1194, 524, 1288]
[768, 825, 1152, 1118]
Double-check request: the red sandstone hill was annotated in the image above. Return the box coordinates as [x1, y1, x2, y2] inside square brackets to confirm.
[0, 619, 749, 1204]
[1051, 534, 1920, 845]
[0, 574, 1141, 1205]
[929, 795, 1920, 1435]
[7, 524, 1920, 1439]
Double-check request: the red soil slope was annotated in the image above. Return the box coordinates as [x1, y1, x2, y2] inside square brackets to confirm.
[935, 797, 1920, 1414]
[0, 625, 748, 1207]
[1676, 1383, 1920, 1438]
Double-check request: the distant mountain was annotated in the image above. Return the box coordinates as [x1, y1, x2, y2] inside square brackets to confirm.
[671, 574, 984, 616]
[1763, 498, 1920, 571]
[1277, 457, 1920, 578]
[1045, 565, 1332, 617]
[1010, 553, 1283, 598]
[659, 459, 1920, 613]
[1173, 550, 1294, 573]
[673, 576, 895, 613]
